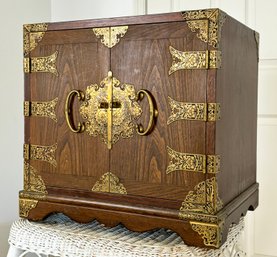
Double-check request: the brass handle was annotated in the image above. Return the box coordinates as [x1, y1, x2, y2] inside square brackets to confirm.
[65, 90, 85, 133]
[136, 89, 158, 136]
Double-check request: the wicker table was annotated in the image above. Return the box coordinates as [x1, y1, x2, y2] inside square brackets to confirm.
[7, 214, 245, 257]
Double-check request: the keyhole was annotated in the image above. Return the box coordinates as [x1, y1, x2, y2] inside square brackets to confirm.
[99, 101, 121, 109]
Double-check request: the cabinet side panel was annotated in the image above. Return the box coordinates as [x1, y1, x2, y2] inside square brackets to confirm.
[216, 16, 258, 205]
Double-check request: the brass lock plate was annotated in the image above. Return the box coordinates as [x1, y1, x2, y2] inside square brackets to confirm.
[79, 73, 142, 148]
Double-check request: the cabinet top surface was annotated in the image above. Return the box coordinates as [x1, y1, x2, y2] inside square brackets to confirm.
[24, 8, 228, 31]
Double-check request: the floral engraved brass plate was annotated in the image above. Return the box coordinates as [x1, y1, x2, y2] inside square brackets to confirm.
[182, 9, 227, 48]
[19, 198, 38, 218]
[179, 177, 223, 217]
[24, 51, 58, 76]
[166, 147, 220, 174]
[167, 97, 206, 123]
[24, 98, 58, 122]
[24, 143, 57, 167]
[79, 74, 142, 148]
[23, 23, 48, 56]
[190, 221, 222, 248]
[22, 162, 47, 199]
[92, 26, 128, 48]
[92, 172, 127, 194]
[167, 97, 220, 123]
[166, 146, 206, 174]
[169, 46, 221, 74]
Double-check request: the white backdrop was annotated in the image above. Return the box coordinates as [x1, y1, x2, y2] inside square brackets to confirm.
[1, 1, 276, 256]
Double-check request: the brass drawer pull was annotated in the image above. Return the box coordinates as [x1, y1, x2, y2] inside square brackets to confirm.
[136, 89, 158, 136]
[65, 90, 85, 133]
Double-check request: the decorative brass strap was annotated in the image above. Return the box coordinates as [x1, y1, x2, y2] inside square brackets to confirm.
[24, 51, 58, 76]
[190, 221, 222, 248]
[23, 23, 48, 56]
[169, 46, 221, 75]
[92, 26, 128, 48]
[182, 9, 227, 48]
[136, 90, 158, 136]
[166, 146, 220, 174]
[19, 198, 38, 218]
[92, 172, 127, 194]
[23, 143, 57, 167]
[24, 98, 58, 122]
[167, 97, 220, 123]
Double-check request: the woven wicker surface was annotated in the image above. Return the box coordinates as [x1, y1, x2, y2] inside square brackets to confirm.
[8, 214, 244, 257]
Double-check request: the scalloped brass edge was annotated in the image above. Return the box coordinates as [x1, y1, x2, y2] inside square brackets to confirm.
[23, 23, 48, 56]
[181, 9, 227, 48]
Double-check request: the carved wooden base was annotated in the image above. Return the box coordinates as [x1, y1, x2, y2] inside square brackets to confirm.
[20, 183, 258, 249]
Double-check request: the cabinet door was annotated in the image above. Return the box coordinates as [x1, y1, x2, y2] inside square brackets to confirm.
[109, 21, 208, 201]
[24, 28, 110, 195]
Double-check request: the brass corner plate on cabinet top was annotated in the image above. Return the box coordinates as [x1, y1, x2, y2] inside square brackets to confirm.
[190, 221, 223, 248]
[166, 147, 220, 174]
[92, 26, 128, 48]
[92, 172, 127, 194]
[24, 98, 58, 122]
[24, 51, 59, 76]
[19, 198, 38, 218]
[182, 9, 227, 48]
[23, 23, 48, 56]
[167, 96, 220, 123]
[24, 143, 57, 167]
[168, 46, 221, 75]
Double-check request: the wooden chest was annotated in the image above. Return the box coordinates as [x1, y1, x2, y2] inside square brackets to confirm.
[20, 9, 259, 248]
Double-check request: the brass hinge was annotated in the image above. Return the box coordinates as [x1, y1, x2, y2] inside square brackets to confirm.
[167, 97, 220, 124]
[23, 51, 58, 76]
[24, 98, 58, 122]
[166, 146, 220, 174]
[169, 46, 222, 75]
[23, 143, 57, 167]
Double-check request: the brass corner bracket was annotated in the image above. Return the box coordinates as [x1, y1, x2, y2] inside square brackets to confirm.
[190, 221, 223, 248]
[92, 26, 128, 48]
[182, 9, 227, 48]
[167, 97, 220, 123]
[179, 177, 223, 247]
[19, 198, 38, 218]
[169, 46, 221, 75]
[166, 147, 220, 174]
[22, 161, 47, 200]
[179, 177, 223, 216]
[24, 23, 48, 56]
[92, 172, 127, 194]
[24, 98, 58, 122]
